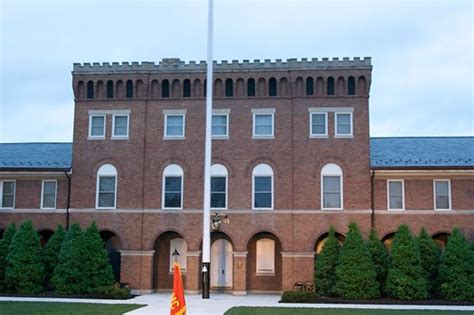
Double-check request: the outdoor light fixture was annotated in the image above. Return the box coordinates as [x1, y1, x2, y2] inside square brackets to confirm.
[211, 212, 229, 232]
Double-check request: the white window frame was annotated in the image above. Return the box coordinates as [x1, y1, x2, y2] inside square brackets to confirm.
[95, 164, 117, 210]
[434, 179, 451, 211]
[164, 110, 186, 140]
[41, 180, 57, 210]
[256, 238, 275, 275]
[169, 238, 187, 273]
[335, 112, 353, 138]
[162, 164, 184, 210]
[252, 164, 274, 210]
[211, 164, 228, 210]
[0, 180, 16, 209]
[211, 110, 230, 139]
[112, 114, 129, 139]
[309, 112, 328, 138]
[252, 108, 275, 139]
[88, 114, 106, 139]
[321, 163, 343, 210]
[387, 179, 405, 211]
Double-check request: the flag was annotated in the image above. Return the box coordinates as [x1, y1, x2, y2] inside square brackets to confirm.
[170, 262, 186, 315]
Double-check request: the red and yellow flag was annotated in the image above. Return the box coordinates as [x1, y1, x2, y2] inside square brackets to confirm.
[170, 262, 186, 315]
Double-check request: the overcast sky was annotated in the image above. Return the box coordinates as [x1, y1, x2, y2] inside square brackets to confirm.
[0, 0, 472, 142]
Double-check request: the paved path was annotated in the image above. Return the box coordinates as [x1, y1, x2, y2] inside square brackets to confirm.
[1, 294, 474, 315]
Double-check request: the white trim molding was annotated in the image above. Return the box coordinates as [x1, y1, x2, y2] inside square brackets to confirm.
[281, 252, 315, 258]
[121, 250, 155, 256]
[308, 107, 354, 113]
[233, 251, 248, 258]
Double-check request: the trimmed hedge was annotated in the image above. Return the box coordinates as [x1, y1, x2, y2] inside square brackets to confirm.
[281, 290, 319, 303]
[417, 227, 440, 295]
[314, 226, 340, 297]
[42, 225, 65, 290]
[89, 286, 131, 299]
[366, 229, 389, 295]
[0, 223, 16, 291]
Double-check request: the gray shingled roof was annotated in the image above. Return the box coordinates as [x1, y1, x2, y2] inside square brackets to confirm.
[370, 137, 474, 168]
[0, 143, 72, 170]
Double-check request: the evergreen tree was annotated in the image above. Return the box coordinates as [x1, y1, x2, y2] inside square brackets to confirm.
[335, 223, 379, 299]
[0, 223, 16, 291]
[438, 228, 474, 301]
[417, 227, 440, 295]
[366, 228, 389, 295]
[385, 225, 428, 300]
[5, 221, 44, 294]
[42, 225, 65, 290]
[314, 226, 340, 297]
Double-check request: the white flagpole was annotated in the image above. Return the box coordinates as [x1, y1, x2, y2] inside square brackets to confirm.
[202, 0, 213, 299]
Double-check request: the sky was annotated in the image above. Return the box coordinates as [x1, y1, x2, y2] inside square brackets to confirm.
[0, 0, 472, 142]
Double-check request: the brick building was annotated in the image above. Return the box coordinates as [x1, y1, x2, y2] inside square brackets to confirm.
[0, 57, 473, 294]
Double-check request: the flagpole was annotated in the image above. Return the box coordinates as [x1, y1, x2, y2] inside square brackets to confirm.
[202, 0, 213, 300]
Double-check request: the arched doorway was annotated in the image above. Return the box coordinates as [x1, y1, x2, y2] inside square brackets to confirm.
[38, 230, 54, 247]
[314, 231, 345, 255]
[100, 231, 122, 283]
[210, 232, 233, 290]
[153, 231, 187, 291]
[432, 232, 450, 250]
[382, 232, 396, 251]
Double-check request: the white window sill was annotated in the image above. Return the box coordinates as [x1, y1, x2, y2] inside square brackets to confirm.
[96, 207, 116, 210]
[163, 137, 185, 140]
[256, 272, 275, 276]
[163, 207, 183, 210]
[111, 136, 129, 140]
[388, 208, 405, 211]
[212, 136, 229, 140]
[88, 136, 106, 140]
[41, 207, 56, 210]
[252, 208, 273, 211]
[321, 208, 343, 211]
[211, 208, 227, 211]
[434, 208, 452, 211]
[0, 207, 14, 210]
[310, 135, 329, 139]
[334, 135, 354, 139]
[252, 136, 274, 140]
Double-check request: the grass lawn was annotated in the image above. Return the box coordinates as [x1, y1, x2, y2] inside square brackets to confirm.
[224, 307, 472, 315]
[0, 301, 145, 314]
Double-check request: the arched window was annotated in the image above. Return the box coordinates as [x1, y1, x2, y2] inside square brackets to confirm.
[247, 78, 255, 97]
[87, 81, 94, 99]
[348, 76, 355, 95]
[327, 77, 335, 95]
[211, 164, 228, 209]
[225, 79, 233, 97]
[306, 77, 314, 96]
[183, 79, 191, 97]
[269, 78, 277, 96]
[106, 80, 114, 98]
[252, 164, 273, 209]
[96, 164, 117, 209]
[321, 163, 343, 210]
[169, 238, 187, 272]
[256, 238, 275, 274]
[162, 79, 170, 98]
[162, 164, 183, 209]
[126, 80, 133, 98]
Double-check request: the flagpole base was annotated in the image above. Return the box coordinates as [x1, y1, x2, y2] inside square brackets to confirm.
[202, 262, 210, 299]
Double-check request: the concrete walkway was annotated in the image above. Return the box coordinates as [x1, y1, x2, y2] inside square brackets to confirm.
[1, 294, 474, 315]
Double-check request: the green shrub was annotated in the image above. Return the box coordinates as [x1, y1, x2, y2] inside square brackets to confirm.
[366, 229, 389, 295]
[385, 225, 428, 300]
[281, 290, 319, 303]
[417, 227, 440, 295]
[5, 221, 44, 294]
[335, 223, 379, 299]
[42, 225, 65, 290]
[438, 228, 474, 301]
[0, 223, 16, 291]
[89, 286, 131, 299]
[314, 226, 340, 297]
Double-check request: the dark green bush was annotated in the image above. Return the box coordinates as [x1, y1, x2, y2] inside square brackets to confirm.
[42, 225, 65, 290]
[417, 227, 440, 295]
[281, 290, 319, 303]
[0, 223, 16, 291]
[89, 286, 131, 299]
[314, 226, 340, 297]
[335, 223, 379, 299]
[385, 225, 428, 300]
[5, 221, 44, 294]
[438, 228, 474, 301]
[366, 228, 389, 295]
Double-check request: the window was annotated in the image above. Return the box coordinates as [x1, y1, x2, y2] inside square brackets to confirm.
[434, 180, 451, 210]
[211, 164, 228, 209]
[310, 112, 328, 137]
[163, 164, 183, 209]
[211, 111, 229, 138]
[252, 109, 275, 138]
[89, 115, 106, 138]
[269, 78, 277, 96]
[225, 79, 233, 97]
[252, 164, 273, 209]
[335, 112, 353, 137]
[96, 164, 117, 209]
[247, 78, 255, 97]
[306, 77, 314, 96]
[256, 238, 275, 274]
[327, 77, 335, 95]
[162, 79, 170, 98]
[387, 180, 404, 210]
[106, 80, 114, 98]
[183, 79, 191, 97]
[164, 111, 185, 139]
[321, 163, 343, 210]
[112, 115, 129, 138]
[41, 180, 57, 209]
[169, 238, 187, 272]
[348, 76, 355, 95]
[126, 80, 133, 98]
[87, 81, 94, 99]
[1, 181, 15, 209]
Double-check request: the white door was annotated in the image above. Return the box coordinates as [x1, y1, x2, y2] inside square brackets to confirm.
[211, 239, 233, 287]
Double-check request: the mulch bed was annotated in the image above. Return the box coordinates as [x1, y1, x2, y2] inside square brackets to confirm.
[280, 297, 474, 306]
